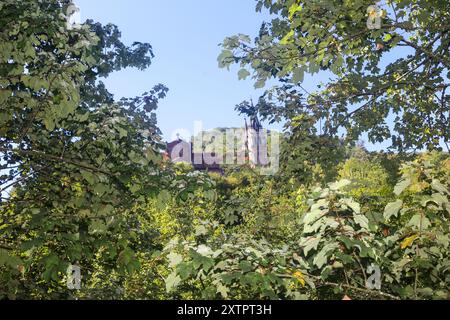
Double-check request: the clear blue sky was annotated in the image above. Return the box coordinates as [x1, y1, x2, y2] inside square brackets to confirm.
[74, 0, 276, 141]
[74, 0, 390, 150]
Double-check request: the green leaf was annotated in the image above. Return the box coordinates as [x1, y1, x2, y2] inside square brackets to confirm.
[341, 198, 361, 214]
[292, 66, 304, 83]
[0, 249, 23, 268]
[167, 252, 183, 268]
[98, 204, 114, 217]
[288, 3, 302, 19]
[218, 50, 233, 68]
[238, 68, 250, 80]
[191, 250, 214, 272]
[254, 79, 266, 89]
[301, 237, 321, 256]
[117, 126, 128, 138]
[88, 219, 107, 234]
[313, 243, 338, 269]
[353, 213, 369, 230]
[431, 193, 448, 207]
[81, 170, 96, 185]
[216, 282, 229, 298]
[165, 271, 181, 292]
[408, 214, 431, 230]
[384, 200, 403, 220]
[394, 178, 411, 195]
[176, 262, 194, 280]
[94, 183, 109, 196]
[0, 89, 11, 104]
[43, 117, 55, 131]
[239, 260, 252, 273]
[431, 179, 448, 194]
[303, 208, 327, 225]
[280, 30, 295, 45]
[117, 248, 134, 266]
[195, 225, 208, 236]
[329, 179, 351, 191]
[156, 190, 171, 210]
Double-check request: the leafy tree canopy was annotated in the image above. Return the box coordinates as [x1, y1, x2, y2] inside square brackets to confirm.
[0, 0, 186, 296]
[219, 0, 449, 152]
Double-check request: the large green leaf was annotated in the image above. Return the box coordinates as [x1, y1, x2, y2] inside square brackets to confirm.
[353, 213, 369, 230]
[384, 200, 403, 220]
[165, 272, 181, 292]
[394, 178, 411, 195]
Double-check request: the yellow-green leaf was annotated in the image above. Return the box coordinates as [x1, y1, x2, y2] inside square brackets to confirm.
[400, 234, 419, 249]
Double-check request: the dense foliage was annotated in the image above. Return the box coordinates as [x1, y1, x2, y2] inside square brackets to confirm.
[0, 0, 449, 300]
[220, 0, 449, 152]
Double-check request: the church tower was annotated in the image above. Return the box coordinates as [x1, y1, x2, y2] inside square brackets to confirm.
[245, 115, 268, 167]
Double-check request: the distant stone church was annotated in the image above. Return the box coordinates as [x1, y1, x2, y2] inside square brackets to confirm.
[165, 116, 268, 173]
